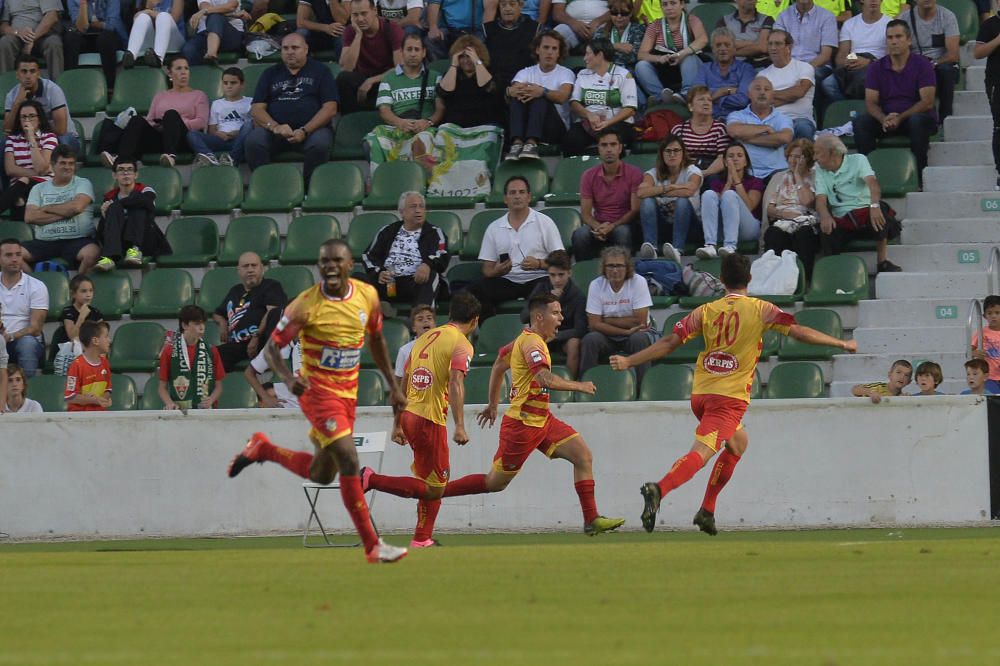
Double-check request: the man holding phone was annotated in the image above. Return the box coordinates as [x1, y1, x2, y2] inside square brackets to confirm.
[466, 175, 565, 321]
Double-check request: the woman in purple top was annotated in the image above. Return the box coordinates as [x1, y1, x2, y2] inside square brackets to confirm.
[696, 142, 763, 258]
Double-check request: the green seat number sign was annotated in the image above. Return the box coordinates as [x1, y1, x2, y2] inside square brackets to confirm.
[935, 305, 957, 320]
[958, 250, 980, 264]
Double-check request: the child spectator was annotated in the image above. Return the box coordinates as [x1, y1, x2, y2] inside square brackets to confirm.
[158, 305, 225, 410]
[961, 358, 994, 396]
[4, 364, 42, 412]
[394, 304, 436, 381]
[187, 67, 253, 167]
[912, 361, 944, 395]
[52, 274, 105, 374]
[519, 249, 587, 378]
[64, 320, 113, 411]
[851, 358, 912, 403]
[95, 157, 171, 271]
[971, 295, 1000, 394]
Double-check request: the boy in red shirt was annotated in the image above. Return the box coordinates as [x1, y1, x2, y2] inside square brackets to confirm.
[158, 305, 225, 410]
[64, 321, 112, 411]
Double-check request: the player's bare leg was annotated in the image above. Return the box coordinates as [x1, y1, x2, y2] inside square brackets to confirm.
[695, 429, 748, 536]
[361, 469, 447, 548]
[228, 432, 316, 479]
[552, 436, 625, 536]
[640, 441, 715, 533]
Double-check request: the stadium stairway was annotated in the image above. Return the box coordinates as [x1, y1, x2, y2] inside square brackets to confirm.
[828, 52, 996, 396]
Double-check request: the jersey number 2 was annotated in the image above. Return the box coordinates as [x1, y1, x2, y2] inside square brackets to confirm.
[417, 331, 442, 359]
[712, 311, 740, 346]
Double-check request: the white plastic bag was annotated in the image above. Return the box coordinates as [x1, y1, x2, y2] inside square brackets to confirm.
[114, 107, 137, 129]
[53, 339, 83, 376]
[748, 250, 799, 296]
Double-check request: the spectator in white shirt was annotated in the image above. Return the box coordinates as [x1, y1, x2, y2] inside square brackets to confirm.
[821, 0, 889, 102]
[760, 29, 815, 140]
[0, 238, 48, 377]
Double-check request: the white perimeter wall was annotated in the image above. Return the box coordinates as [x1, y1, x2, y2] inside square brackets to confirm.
[0, 396, 991, 539]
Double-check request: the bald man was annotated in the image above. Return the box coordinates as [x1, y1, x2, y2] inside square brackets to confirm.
[212, 251, 289, 371]
[246, 32, 340, 186]
[725, 76, 794, 179]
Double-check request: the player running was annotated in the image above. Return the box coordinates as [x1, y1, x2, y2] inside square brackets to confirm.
[442, 293, 625, 536]
[227, 239, 409, 563]
[360, 292, 481, 548]
[610, 253, 857, 535]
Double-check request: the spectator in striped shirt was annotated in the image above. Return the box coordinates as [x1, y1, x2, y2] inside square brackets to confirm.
[0, 99, 55, 221]
[669, 85, 730, 179]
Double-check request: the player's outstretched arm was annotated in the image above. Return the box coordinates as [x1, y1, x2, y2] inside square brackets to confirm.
[449, 369, 470, 445]
[610, 333, 684, 370]
[788, 325, 857, 353]
[534, 368, 596, 395]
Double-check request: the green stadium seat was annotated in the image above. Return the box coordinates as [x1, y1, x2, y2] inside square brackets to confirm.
[180, 165, 243, 215]
[360, 317, 411, 368]
[562, 55, 585, 72]
[217, 215, 280, 265]
[267, 265, 314, 300]
[484, 159, 550, 207]
[325, 61, 342, 78]
[78, 166, 114, 203]
[281, 214, 341, 264]
[197, 266, 239, 311]
[58, 68, 107, 115]
[426, 210, 463, 256]
[764, 361, 825, 398]
[691, 4, 736, 47]
[131, 268, 195, 319]
[545, 156, 600, 205]
[464, 366, 510, 404]
[88, 271, 133, 319]
[428, 58, 451, 75]
[473, 314, 524, 365]
[357, 369, 387, 406]
[571, 258, 601, 286]
[188, 65, 223, 99]
[109, 373, 137, 411]
[804, 255, 868, 305]
[638, 364, 693, 401]
[107, 69, 167, 114]
[110, 321, 166, 372]
[778, 308, 844, 360]
[0, 220, 31, 242]
[138, 165, 183, 215]
[32, 271, 70, 322]
[242, 63, 271, 98]
[576, 365, 636, 402]
[204, 318, 222, 347]
[623, 153, 656, 172]
[217, 373, 259, 408]
[242, 164, 305, 212]
[462, 210, 501, 260]
[940, 0, 977, 43]
[332, 111, 381, 160]
[346, 212, 396, 260]
[302, 162, 364, 212]
[543, 207, 582, 250]
[0, 71, 17, 98]
[867, 148, 918, 198]
[760, 328, 781, 360]
[158, 216, 219, 267]
[549, 365, 575, 404]
[140, 374, 165, 410]
[750, 368, 763, 399]
[28, 374, 67, 412]
[661, 311, 704, 363]
[363, 161, 426, 209]
[444, 261, 484, 293]
[821, 99, 866, 132]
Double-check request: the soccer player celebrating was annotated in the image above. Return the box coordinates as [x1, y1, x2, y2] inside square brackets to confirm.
[227, 239, 410, 564]
[361, 291, 481, 548]
[442, 293, 626, 536]
[610, 253, 857, 535]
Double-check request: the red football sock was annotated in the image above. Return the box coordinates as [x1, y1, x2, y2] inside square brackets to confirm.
[442, 473, 489, 497]
[574, 479, 599, 524]
[701, 449, 741, 514]
[339, 475, 379, 552]
[658, 451, 705, 499]
[413, 499, 441, 542]
[260, 442, 313, 479]
[369, 472, 428, 499]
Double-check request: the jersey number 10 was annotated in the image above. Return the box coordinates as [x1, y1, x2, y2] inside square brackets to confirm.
[711, 311, 741, 347]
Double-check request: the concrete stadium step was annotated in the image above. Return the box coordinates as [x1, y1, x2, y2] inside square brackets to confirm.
[858, 297, 981, 328]
[831, 351, 968, 379]
[828, 379, 967, 397]
[884, 242, 995, 272]
[902, 190, 1000, 219]
[902, 217, 1000, 244]
[875, 270, 991, 299]
[852, 324, 968, 353]
[922, 165, 997, 192]
[954, 91, 989, 116]
[961, 43, 985, 68]
[966, 65, 985, 91]
[944, 114, 992, 141]
[928, 140, 993, 167]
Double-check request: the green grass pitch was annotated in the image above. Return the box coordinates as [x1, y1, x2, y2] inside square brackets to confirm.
[4, 528, 1000, 665]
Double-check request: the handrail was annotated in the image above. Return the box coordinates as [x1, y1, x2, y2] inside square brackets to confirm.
[968, 298, 983, 360]
[988, 246, 1000, 296]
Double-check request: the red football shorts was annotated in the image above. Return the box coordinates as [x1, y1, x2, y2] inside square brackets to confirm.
[400, 411, 450, 488]
[492, 414, 578, 474]
[690, 393, 748, 453]
[299, 390, 356, 447]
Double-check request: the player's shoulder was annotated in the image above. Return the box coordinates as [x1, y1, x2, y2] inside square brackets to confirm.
[351, 278, 379, 302]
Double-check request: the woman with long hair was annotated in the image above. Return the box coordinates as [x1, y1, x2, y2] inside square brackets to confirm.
[697, 142, 763, 258]
[4, 365, 43, 413]
[637, 134, 702, 261]
[0, 100, 56, 220]
[437, 35, 501, 127]
[635, 0, 707, 103]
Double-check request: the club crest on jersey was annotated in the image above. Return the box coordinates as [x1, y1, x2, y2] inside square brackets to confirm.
[410, 367, 433, 391]
[703, 351, 739, 375]
[358, 309, 367, 326]
[325, 418, 338, 433]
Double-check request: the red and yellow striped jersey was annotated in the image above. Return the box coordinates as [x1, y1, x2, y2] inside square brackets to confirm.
[674, 294, 795, 403]
[404, 323, 474, 426]
[501, 329, 551, 428]
[294, 279, 382, 400]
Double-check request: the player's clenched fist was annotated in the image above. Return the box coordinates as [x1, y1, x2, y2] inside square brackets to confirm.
[609, 355, 630, 371]
[453, 426, 470, 445]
